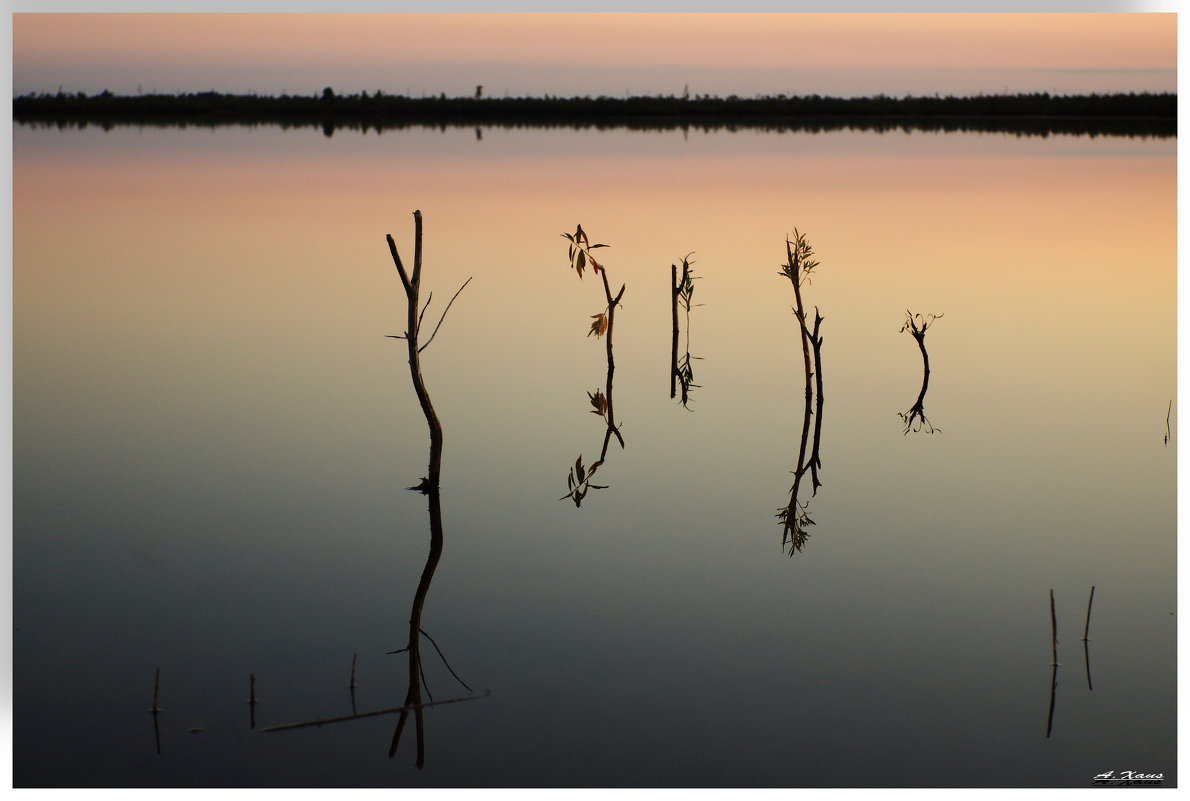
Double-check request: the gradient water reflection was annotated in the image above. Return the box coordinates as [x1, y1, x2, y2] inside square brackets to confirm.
[13, 122, 1175, 787]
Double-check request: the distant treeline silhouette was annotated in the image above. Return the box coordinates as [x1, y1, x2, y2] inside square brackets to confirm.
[13, 88, 1175, 138]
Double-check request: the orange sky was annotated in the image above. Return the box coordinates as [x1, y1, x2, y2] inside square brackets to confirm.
[11, 13, 1180, 95]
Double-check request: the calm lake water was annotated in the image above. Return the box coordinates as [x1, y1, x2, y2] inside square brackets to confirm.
[13, 121, 1176, 788]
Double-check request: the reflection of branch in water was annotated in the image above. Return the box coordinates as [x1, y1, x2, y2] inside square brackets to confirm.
[386, 212, 476, 767]
[898, 310, 942, 435]
[775, 231, 826, 555]
[1045, 663, 1059, 738]
[261, 215, 480, 763]
[670, 254, 702, 409]
[388, 482, 443, 767]
[148, 667, 163, 755]
[560, 373, 624, 508]
[1165, 400, 1172, 445]
[561, 228, 626, 507]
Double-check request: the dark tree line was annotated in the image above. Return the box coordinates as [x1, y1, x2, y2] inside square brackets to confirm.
[13, 89, 1176, 138]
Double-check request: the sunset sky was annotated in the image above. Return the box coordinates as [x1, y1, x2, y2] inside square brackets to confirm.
[11, 12, 1177, 98]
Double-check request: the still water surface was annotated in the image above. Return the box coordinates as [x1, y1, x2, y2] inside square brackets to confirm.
[13, 122, 1175, 787]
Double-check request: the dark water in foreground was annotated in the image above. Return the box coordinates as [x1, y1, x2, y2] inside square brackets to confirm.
[13, 122, 1176, 787]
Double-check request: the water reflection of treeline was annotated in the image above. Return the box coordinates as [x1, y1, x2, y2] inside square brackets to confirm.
[13, 89, 1176, 138]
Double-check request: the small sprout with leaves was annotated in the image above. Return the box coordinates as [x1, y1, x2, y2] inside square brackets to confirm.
[562, 224, 609, 279]
[588, 312, 608, 338]
[900, 310, 944, 338]
[779, 229, 820, 287]
[776, 500, 815, 555]
[676, 253, 702, 313]
[561, 453, 608, 507]
[588, 389, 608, 417]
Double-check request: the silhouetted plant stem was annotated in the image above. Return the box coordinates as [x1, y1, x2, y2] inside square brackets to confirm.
[151, 667, 162, 714]
[671, 263, 679, 399]
[1046, 663, 1058, 738]
[602, 274, 625, 371]
[150, 667, 163, 754]
[1084, 640, 1094, 692]
[389, 482, 444, 767]
[388, 213, 442, 488]
[562, 224, 622, 370]
[899, 311, 942, 434]
[349, 654, 358, 689]
[777, 231, 823, 553]
[248, 673, 258, 730]
[786, 237, 815, 411]
[1082, 586, 1095, 641]
[386, 211, 471, 490]
[1050, 589, 1059, 666]
[808, 309, 825, 494]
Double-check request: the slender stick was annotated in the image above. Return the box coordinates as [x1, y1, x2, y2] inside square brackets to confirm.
[787, 238, 814, 412]
[261, 694, 481, 733]
[1045, 663, 1058, 738]
[1050, 589, 1059, 666]
[1083, 640, 1094, 692]
[418, 277, 472, 354]
[670, 263, 678, 399]
[1081, 586, 1095, 641]
[249, 674, 258, 730]
[151, 667, 162, 713]
[387, 212, 444, 488]
[808, 309, 825, 495]
[349, 653, 358, 689]
[420, 628, 473, 693]
[598, 269, 624, 371]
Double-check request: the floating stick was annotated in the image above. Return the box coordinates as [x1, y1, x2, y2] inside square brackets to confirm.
[1082, 586, 1095, 642]
[260, 694, 481, 733]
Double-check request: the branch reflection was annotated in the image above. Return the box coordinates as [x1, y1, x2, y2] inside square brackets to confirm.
[561, 365, 624, 507]
[670, 254, 702, 409]
[898, 311, 943, 435]
[776, 232, 826, 556]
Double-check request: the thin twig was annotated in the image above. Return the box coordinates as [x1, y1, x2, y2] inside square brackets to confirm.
[387, 234, 412, 295]
[1082, 586, 1095, 641]
[151, 668, 162, 714]
[1050, 589, 1059, 666]
[418, 277, 473, 353]
[420, 628, 473, 693]
[416, 290, 433, 336]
